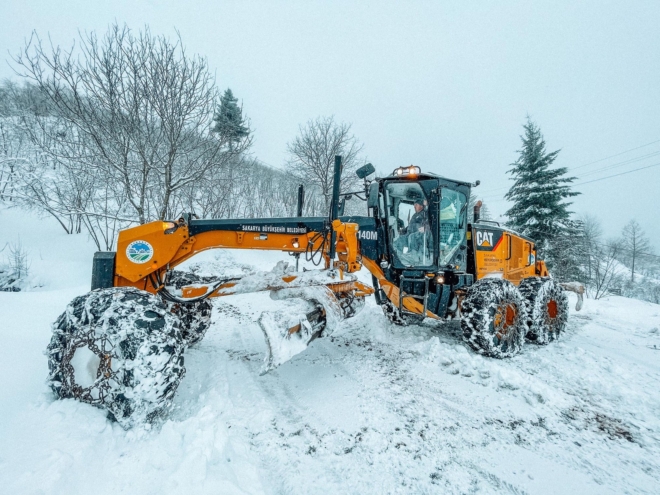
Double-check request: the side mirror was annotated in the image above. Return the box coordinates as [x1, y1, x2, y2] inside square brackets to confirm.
[356, 163, 375, 179]
[367, 182, 379, 209]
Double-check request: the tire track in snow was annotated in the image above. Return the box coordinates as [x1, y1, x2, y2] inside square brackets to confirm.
[219, 296, 357, 493]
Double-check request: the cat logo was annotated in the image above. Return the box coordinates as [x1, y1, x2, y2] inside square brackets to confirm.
[474, 229, 503, 251]
[476, 230, 494, 247]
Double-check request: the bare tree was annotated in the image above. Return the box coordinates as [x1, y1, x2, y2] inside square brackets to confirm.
[6, 238, 30, 280]
[0, 119, 25, 201]
[0, 90, 34, 201]
[176, 157, 325, 220]
[621, 219, 651, 283]
[593, 239, 625, 300]
[286, 116, 364, 212]
[12, 24, 247, 224]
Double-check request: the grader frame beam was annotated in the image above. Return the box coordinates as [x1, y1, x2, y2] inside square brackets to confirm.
[110, 216, 368, 296]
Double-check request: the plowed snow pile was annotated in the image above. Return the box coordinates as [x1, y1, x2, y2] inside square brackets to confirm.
[1, 210, 659, 494]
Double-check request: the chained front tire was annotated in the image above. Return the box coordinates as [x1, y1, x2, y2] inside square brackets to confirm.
[166, 271, 214, 346]
[461, 278, 527, 358]
[518, 277, 569, 344]
[46, 288, 185, 428]
[381, 300, 424, 326]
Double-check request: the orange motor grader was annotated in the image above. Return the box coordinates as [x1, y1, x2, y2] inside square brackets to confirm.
[46, 156, 580, 427]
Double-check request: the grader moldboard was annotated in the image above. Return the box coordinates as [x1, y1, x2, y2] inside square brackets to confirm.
[47, 156, 583, 428]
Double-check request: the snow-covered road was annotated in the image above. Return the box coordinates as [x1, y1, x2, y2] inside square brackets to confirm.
[1, 212, 659, 494]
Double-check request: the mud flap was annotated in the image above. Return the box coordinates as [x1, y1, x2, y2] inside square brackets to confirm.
[258, 287, 344, 374]
[559, 282, 585, 311]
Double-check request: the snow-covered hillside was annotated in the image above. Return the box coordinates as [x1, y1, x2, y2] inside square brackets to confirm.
[1, 209, 659, 494]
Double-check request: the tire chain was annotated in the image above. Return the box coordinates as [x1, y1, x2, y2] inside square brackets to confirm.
[53, 328, 117, 405]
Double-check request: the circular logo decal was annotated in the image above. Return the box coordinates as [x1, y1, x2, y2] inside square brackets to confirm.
[126, 240, 154, 264]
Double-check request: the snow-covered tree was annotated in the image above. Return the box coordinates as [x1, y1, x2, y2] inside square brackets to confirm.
[546, 218, 585, 283]
[592, 238, 625, 299]
[212, 89, 250, 149]
[286, 116, 364, 212]
[13, 24, 251, 225]
[505, 118, 579, 257]
[620, 219, 651, 283]
[578, 214, 602, 288]
[480, 202, 492, 221]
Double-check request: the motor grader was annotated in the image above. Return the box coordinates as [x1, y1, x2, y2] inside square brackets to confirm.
[47, 156, 581, 427]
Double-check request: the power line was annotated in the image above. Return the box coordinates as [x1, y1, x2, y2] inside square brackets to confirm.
[569, 138, 660, 172]
[574, 161, 660, 186]
[475, 138, 660, 196]
[575, 150, 660, 178]
[477, 159, 660, 202]
[477, 149, 660, 197]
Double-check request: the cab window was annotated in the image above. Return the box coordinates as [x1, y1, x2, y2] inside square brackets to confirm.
[439, 189, 467, 265]
[384, 182, 434, 267]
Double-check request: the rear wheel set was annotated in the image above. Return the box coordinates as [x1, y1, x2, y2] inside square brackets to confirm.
[460, 276, 570, 358]
[518, 277, 568, 344]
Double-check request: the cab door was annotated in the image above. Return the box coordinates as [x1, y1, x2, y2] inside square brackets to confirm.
[504, 234, 534, 284]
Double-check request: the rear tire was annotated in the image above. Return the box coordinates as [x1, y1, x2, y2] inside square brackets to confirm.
[518, 277, 569, 344]
[461, 278, 527, 358]
[46, 288, 185, 428]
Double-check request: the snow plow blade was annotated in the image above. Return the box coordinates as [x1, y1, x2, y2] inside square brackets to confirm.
[258, 286, 345, 374]
[560, 282, 586, 311]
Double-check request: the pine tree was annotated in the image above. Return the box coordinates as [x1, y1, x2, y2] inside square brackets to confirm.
[211, 89, 250, 148]
[480, 202, 492, 221]
[505, 118, 579, 258]
[546, 218, 586, 282]
[467, 194, 478, 223]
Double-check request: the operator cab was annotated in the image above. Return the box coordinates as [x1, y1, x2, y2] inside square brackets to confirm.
[363, 165, 473, 318]
[375, 166, 471, 272]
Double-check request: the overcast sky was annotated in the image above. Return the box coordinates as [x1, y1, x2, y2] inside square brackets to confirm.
[2, 1, 659, 246]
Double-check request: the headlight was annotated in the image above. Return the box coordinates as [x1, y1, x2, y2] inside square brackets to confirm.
[393, 165, 422, 177]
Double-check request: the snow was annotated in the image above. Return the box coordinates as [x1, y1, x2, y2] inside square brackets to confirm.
[70, 346, 100, 389]
[1, 208, 660, 494]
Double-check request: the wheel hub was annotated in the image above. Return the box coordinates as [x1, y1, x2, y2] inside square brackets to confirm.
[494, 303, 517, 340]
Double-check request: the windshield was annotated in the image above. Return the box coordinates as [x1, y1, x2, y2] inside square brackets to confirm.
[384, 182, 434, 267]
[439, 188, 467, 265]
